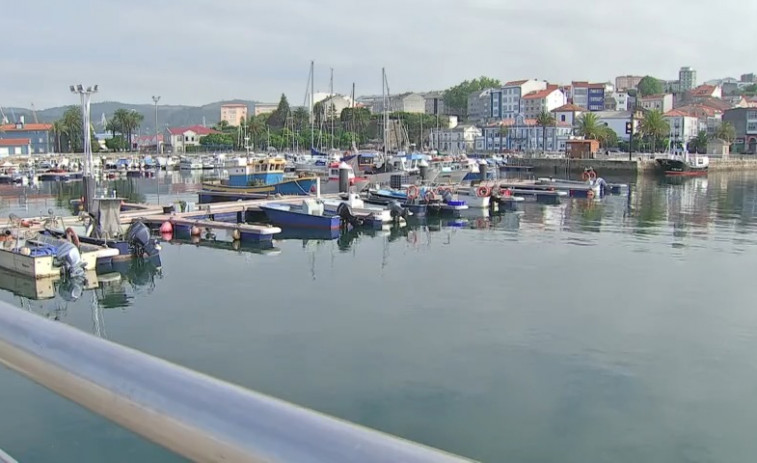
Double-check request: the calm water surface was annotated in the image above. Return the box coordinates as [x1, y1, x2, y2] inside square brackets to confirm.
[2, 171, 757, 462]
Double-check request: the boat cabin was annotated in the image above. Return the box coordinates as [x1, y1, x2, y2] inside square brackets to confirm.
[228, 158, 287, 187]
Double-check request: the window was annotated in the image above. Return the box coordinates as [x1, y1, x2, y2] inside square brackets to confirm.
[747, 122, 757, 133]
[747, 111, 757, 120]
[561, 115, 566, 122]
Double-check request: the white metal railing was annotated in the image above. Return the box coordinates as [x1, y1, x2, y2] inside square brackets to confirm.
[0, 301, 475, 462]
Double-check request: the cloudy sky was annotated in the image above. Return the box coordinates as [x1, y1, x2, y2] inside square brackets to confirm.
[2, 0, 755, 109]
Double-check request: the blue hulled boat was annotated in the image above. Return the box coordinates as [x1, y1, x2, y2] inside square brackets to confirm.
[260, 200, 342, 232]
[201, 158, 317, 202]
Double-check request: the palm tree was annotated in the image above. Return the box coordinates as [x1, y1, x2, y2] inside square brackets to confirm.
[715, 122, 736, 145]
[639, 110, 669, 153]
[498, 125, 510, 152]
[596, 126, 618, 149]
[536, 110, 556, 153]
[688, 130, 708, 154]
[575, 113, 602, 140]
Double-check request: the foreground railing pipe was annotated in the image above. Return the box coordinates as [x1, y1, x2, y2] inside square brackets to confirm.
[0, 301, 474, 462]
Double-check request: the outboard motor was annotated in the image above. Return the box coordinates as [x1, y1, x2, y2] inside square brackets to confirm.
[125, 221, 153, 257]
[56, 241, 85, 278]
[596, 177, 608, 195]
[336, 202, 362, 228]
[442, 189, 454, 204]
[57, 274, 85, 302]
[388, 200, 408, 221]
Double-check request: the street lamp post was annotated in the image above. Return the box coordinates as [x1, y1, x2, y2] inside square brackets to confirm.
[70, 84, 98, 212]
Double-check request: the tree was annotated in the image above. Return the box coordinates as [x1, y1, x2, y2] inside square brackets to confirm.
[536, 110, 556, 152]
[498, 125, 510, 152]
[213, 120, 232, 132]
[200, 133, 234, 147]
[575, 113, 602, 140]
[292, 107, 309, 131]
[637, 76, 664, 97]
[715, 121, 736, 144]
[105, 135, 127, 151]
[639, 109, 669, 153]
[596, 125, 618, 149]
[57, 106, 84, 152]
[740, 84, 757, 96]
[112, 109, 143, 151]
[267, 94, 290, 129]
[688, 130, 708, 154]
[443, 76, 501, 118]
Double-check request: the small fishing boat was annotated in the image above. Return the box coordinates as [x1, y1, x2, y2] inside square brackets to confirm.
[321, 192, 407, 225]
[0, 227, 118, 279]
[260, 199, 342, 231]
[179, 157, 203, 170]
[200, 158, 317, 201]
[655, 154, 709, 176]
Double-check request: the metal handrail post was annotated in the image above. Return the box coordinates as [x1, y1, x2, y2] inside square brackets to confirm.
[0, 301, 474, 462]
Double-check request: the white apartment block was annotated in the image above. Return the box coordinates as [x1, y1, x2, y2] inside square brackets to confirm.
[429, 125, 481, 154]
[520, 86, 567, 118]
[490, 79, 547, 120]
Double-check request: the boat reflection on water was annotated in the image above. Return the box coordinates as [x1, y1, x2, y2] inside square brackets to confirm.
[165, 231, 282, 256]
[0, 260, 163, 332]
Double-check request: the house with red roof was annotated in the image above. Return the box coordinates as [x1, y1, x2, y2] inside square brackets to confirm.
[165, 125, 221, 152]
[521, 85, 566, 118]
[666, 104, 723, 134]
[0, 138, 32, 157]
[551, 103, 586, 126]
[689, 84, 722, 100]
[0, 121, 53, 154]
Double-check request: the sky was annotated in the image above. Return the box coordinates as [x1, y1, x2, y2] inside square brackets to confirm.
[2, 0, 756, 109]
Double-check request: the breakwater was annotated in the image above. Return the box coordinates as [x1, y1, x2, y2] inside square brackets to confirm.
[522, 157, 757, 175]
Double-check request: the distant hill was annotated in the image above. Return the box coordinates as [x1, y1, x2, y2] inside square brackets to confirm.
[2, 99, 258, 133]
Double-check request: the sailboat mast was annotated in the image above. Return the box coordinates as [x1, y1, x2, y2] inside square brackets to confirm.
[382, 67, 387, 161]
[329, 67, 334, 150]
[309, 60, 315, 152]
[351, 82, 356, 151]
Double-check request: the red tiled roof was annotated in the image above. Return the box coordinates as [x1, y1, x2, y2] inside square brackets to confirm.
[696, 97, 731, 111]
[552, 103, 587, 112]
[588, 83, 606, 89]
[667, 104, 721, 117]
[167, 125, 220, 136]
[521, 86, 561, 100]
[0, 138, 31, 146]
[572, 81, 589, 87]
[0, 123, 53, 131]
[504, 79, 529, 86]
[690, 85, 717, 97]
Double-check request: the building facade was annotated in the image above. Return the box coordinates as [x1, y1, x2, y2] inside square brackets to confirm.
[520, 86, 566, 118]
[615, 75, 643, 91]
[722, 108, 757, 154]
[474, 115, 573, 152]
[424, 92, 445, 116]
[467, 89, 492, 123]
[679, 66, 697, 92]
[639, 94, 674, 113]
[569, 82, 609, 111]
[604, 91, 629, 111]
[0, 122, 53, 154]
[662, 113, 700, 147]
[320, 95, 353, 119]
[429, 125, 481, 154]
[220, 104, 248, 126]
[551, 104, 585, 126]
[490, 79, 548, 120]
[165, 125, 220, 152]
[593, 111, 635, 141]
[0, 138, 31, 156]
[251, 103, 277, 116]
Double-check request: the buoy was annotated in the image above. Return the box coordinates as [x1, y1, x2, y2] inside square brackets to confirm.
[20, 219, 31, 228]
[476, 186, 490, 198]
[190, 235, 201, 244]
[159, 221, 173, 233]
[190, 226, 201, 236]
[19, 247, 31, 256]
[232, 229, 241, 241]
[160, 231, 173, 242]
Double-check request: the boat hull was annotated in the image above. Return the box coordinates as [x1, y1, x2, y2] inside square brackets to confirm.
[200, 178, 317, 202]
[655, 158, 708, 176]
[260, 205, 342, 231]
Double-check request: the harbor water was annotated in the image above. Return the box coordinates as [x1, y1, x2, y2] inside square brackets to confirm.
[2, 171, 757, 462]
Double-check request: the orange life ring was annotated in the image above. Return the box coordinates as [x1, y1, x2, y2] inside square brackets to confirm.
[502, 188, 512, 197]
[407, 185, 419, 200]
[64, 227, 81, 248]
[586, 189, 595, 199]
[476, 186, 490, 198]
[582, 171, 591, 181]
[424, 190, 436, 201]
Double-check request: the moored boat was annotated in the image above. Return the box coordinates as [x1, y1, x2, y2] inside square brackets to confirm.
[260, 200, 342, 231]
[200, 158, 317, 202]
[655, 154, 709, 176]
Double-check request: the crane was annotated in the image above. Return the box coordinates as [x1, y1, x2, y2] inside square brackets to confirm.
[0, 105, 7, 124]
[30, 103, 39, 123]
